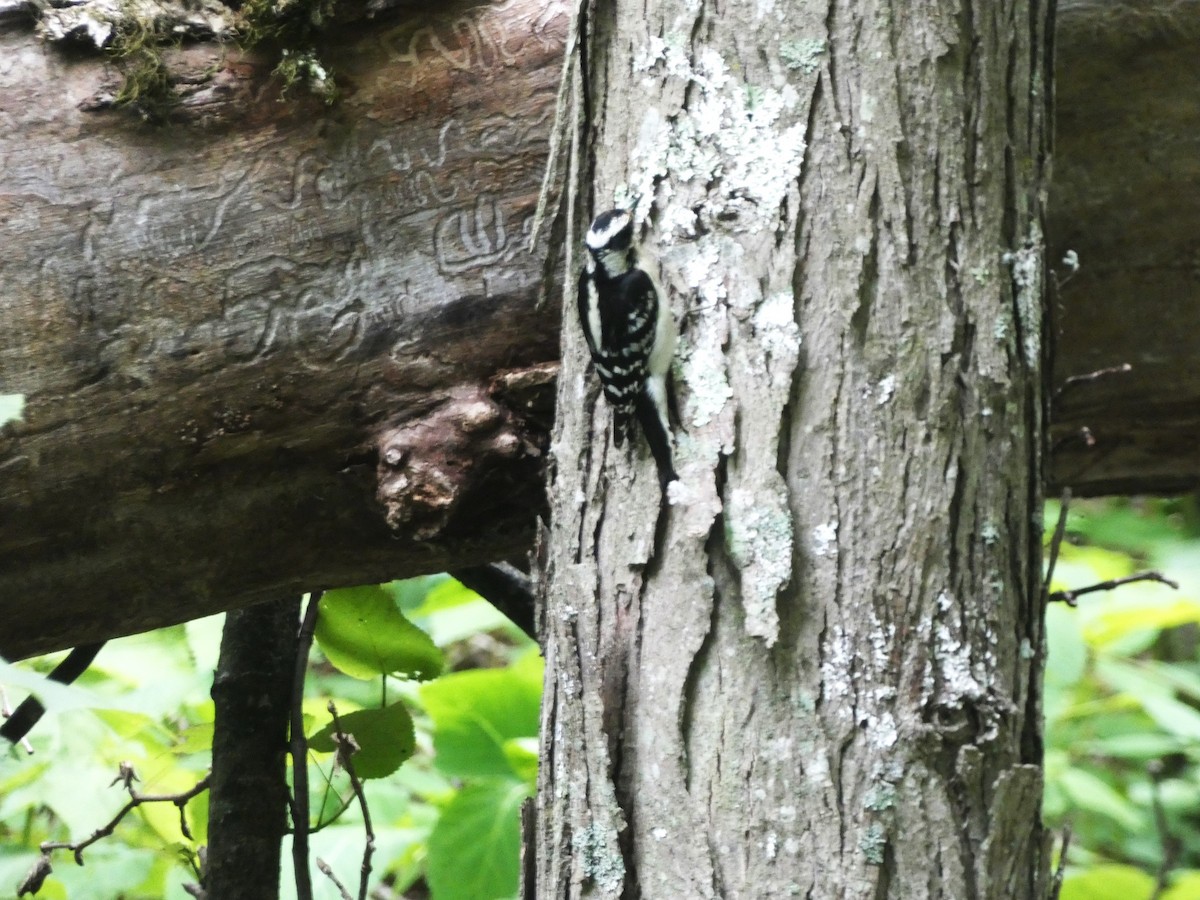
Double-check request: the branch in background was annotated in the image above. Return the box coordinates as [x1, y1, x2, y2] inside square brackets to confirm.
[1049, 571, 1178, 607]
[449, 563, 536, 640]
[1053, 363, 1133, 403]
[290, 592, 323, 900]
[18, 769, 210, 895]
[1048, 826, 1072, 900]
[327, 701, 375, 900]
[206, 597, 301, 899]
[1043, 489, 1072, 602]
[1148, 761, 1181, 900]
[1, 642, 105, 747]
[316, 858, 353, 900]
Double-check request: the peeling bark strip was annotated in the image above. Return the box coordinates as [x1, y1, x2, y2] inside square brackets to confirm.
[536, 0, 1052, 897]
[0, 0, 568, 660]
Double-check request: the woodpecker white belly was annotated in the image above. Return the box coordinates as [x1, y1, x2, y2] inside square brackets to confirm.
[577, 209, 677, 490]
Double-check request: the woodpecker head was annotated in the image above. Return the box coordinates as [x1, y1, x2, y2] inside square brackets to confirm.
[585, 209, 636, 277]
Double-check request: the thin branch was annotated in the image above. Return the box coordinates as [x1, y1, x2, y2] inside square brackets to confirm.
[316, 857, 354, 900]
[449, 563, 537, 640]
[38, 770, 210, 865]
[1048, 826, 1072, 900]
[1, 642, 105, 746]
[1043, 489, 1071, 600]
[1148, 761, 1181, 900]
[0, 683, 34, 755]
[328, 701, 376, 900]
[1053, 363, 1133, 402]
[290, 591, 323, 900]
[1051, 426, 1095, 455]
[1049, 571, 1178, 606]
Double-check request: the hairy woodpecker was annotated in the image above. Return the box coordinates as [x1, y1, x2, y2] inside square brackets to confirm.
[578, 209, 677, 490]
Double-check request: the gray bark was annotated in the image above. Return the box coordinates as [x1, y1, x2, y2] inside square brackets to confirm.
[0, 0, 1199, 661]
[534, 0, 1052, 896]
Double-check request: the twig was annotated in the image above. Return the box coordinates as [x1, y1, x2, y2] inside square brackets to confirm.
[1048, 826, 1071, 900]
[1049, 571, 1178, 606]
[1043, 489, 1071, 600]
[448, 563, 537, 640]
[1148, 761, 1181, 900]
[1053, 363, 1133, 402]
[0, 683, 34, 755]
[290, 591, 323, 900]
[316, 857, 354, 900]
[36, 770, 209, 865]
[328, 701, 375, 900]
[1051, 426, 1095, 455]
[1, 642, 105, 746]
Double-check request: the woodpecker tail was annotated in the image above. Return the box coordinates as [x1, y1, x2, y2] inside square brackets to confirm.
[635, 389, 677, 492]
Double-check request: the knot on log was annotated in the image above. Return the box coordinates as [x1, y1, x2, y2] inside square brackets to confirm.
[375, 367, 555, 540]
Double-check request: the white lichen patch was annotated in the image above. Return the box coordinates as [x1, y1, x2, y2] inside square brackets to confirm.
[933, 590, 984, 701]
[780, 38, 825, 74]
[632, 43, 807, 230]
[679, 327, 732, 430]
[753, 291, 801, 382]
[573, 823, 625, 893]
[874, 373, 896, 406]
[859, 822, 887, 865]
[725, 485, 793, 645]
[38, 0, 231, 46]
[811, 521, 838, 557]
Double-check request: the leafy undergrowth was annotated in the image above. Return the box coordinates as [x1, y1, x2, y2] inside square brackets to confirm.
[1046, 498, 1200, 899]
[0, 575, 539, 899]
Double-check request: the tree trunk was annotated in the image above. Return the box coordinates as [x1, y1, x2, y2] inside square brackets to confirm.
[207, 597, 299, 900]
[0, 0, 568, 660]
[534, 0, 1052, 896]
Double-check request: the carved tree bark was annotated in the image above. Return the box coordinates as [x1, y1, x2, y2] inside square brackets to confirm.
[0, 0, 568, 659]
[534, 0, 1051, 896]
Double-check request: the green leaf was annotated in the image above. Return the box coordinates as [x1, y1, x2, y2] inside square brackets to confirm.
[1060, 864, 1155, 900]
[1056, 767, 1144, 831]
[1084, 597, 1200, 648]
[502, 738, 539, 785]
[426, 779, 530, 900]
[307, 703, 416, 779]
[1163, 871, 1200, 900]
[384, 574, 452, 612]
[1045, 604, 1087, 690]
[410, 579, 522, 647]
[1079, 733, 1188, 760]
[315, 586, 443, 681]
[420, 653, 542, 780]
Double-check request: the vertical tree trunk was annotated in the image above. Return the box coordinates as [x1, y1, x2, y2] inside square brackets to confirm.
[207, 598, 300, 899]
[536, 0, 1053, 896]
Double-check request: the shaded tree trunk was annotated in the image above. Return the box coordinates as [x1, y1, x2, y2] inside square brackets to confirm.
[534, 0, 1052, 896]
[207, 597, 300, 899]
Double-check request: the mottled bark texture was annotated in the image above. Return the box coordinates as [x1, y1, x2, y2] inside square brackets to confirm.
[2, 0, 1200, 662]
[0, 0, 567, 659]
[206, 597, 299, 900]
[535, 0, 1052, 897]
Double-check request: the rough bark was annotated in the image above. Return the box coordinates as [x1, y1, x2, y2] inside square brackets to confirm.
[2, 0, 1200, 661]
[0, 0, 568, 659]
[206, 597, 299, 900]
[534, 0, 1051, 897]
